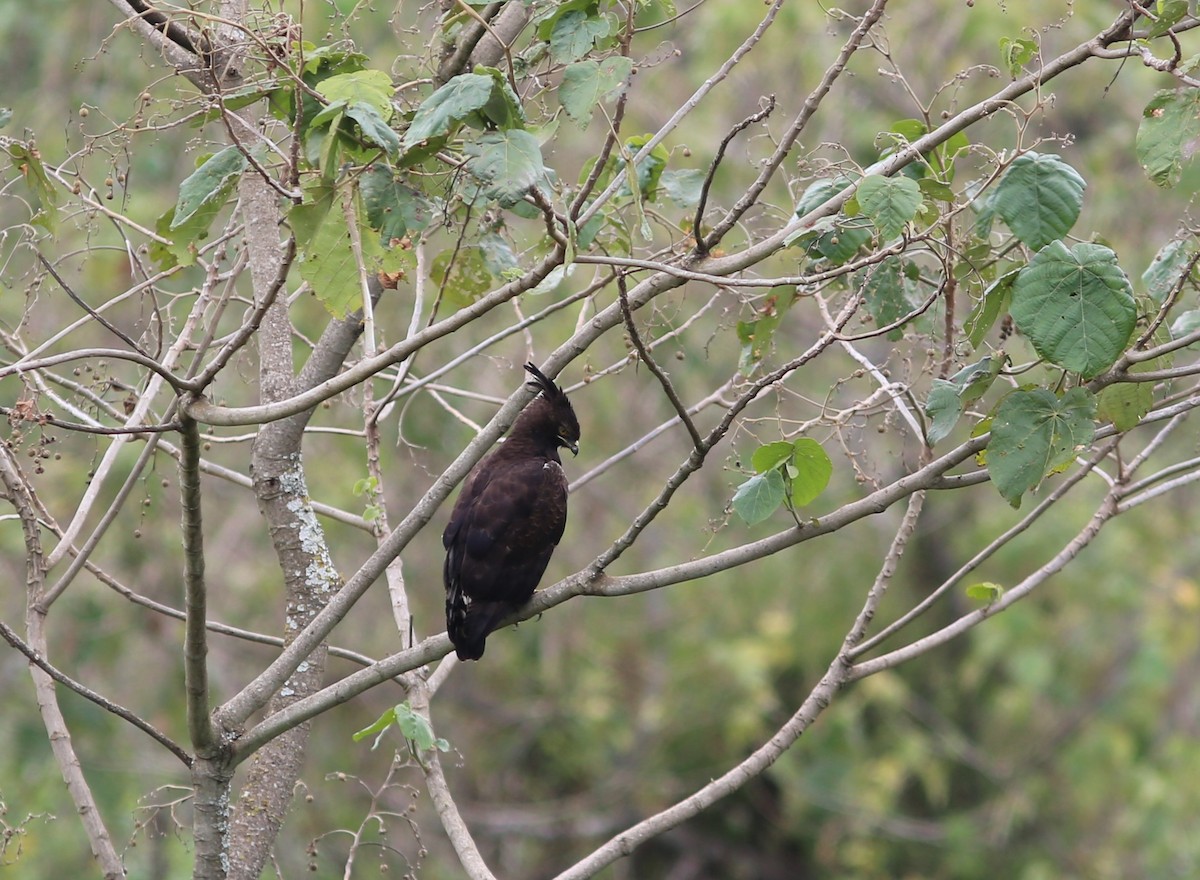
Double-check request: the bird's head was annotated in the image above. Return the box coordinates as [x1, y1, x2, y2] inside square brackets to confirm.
[524, 362, 580, 456]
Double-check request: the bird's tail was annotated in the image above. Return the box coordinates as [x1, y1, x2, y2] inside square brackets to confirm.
[446, 588, 510, 661]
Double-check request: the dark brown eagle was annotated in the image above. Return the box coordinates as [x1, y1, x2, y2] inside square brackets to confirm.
[442, 363, 580, 660]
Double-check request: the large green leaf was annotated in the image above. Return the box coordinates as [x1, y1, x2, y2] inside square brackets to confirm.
[857, 175, 921, 240]
[171, 146, 247, 228]
[549, 8, 610, 62]
[402, 73, 494, 148]
[617, 134, 670, 200]
[290, 184, 407, 318]
[559, 56, 633, 128]
[999, 37, 1037, 77]
[1136, 89, 1200, 187]
[735, 289, 793, 374]
[360, 166, 434, 241]
[151, 201, 224, 270]
[464, 130, 546, 206]
[991, 152, 1085, 249]
[735, 437, 831, 522]
[925, 380, 965, 447]
[317, 69, 394, 117]
[987, 387, 1096, 507]
[1010, 241, 1136, 377]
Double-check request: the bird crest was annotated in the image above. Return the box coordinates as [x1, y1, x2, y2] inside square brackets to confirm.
[521, 362, 580, 456]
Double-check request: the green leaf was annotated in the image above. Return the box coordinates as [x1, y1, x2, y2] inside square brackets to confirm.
[344, 102, 400, 158]
[792, 178, 872, 263]
[477, 232, 519, 276]
[732, 470, 786, 525]
[550, 8, 611, 63]
[924, 357, 1003, 445]
[919, 177, 956, 202]
[986, 387, 1096, 507]
[402, 73, 494, 148]
[659, 168, 705, 209]
[751, 441, 795, 474]
[1136, 89, 1200, 187]
[735, 289, 793, 373]
[353, 702, 449, 753]
[317, 69, 394, 117]
[352, 706, 396, 746]
[172, 146, 248, 228]
[991, 152, 1085, 249]
[536, 0, 596, 40]
[1142, 237, 1198, 303]
[360, 165, 434, 241]
[971, 187, 997, 239]
[291, 183, 405, 318]
[999, 37, 1037, 77]
[964, 269, 1018, 347]
[6, 141, 58, 231]
[393, 702, 449, 753]
[925, 380, 965, 446]
[477, 66, 527, 131]
[431, 245, 494, 307]
[1147, 0, 1189, 39]
[464, 129, 546, 206]
[618, 134, 669, 200]
[788, 438, 832, 507]
[1010, 240, 1136, 377]
[965, 582, 1005, 603]
[1171, 308, 1200, 344]
[150, 201, 224, 270]
[1097, 381, 1154, 432]
[559, 56, 633, 128]
[298, 42, 370, 78]
[857, 175, 921, 240]
[953, 355, 1005, 403]
[858, 255, 917, 339]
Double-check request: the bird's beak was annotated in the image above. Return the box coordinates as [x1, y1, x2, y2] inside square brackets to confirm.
[565, 440, 579, 456]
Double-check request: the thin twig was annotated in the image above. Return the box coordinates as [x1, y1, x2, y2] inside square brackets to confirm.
[694, 97, 775, 254]
[0, 615, 192, 766]
[36, 252, 151, 356]
[616, 274, 703, 451]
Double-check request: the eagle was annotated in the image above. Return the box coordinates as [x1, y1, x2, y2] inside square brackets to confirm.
[442, 363, 580, 660]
